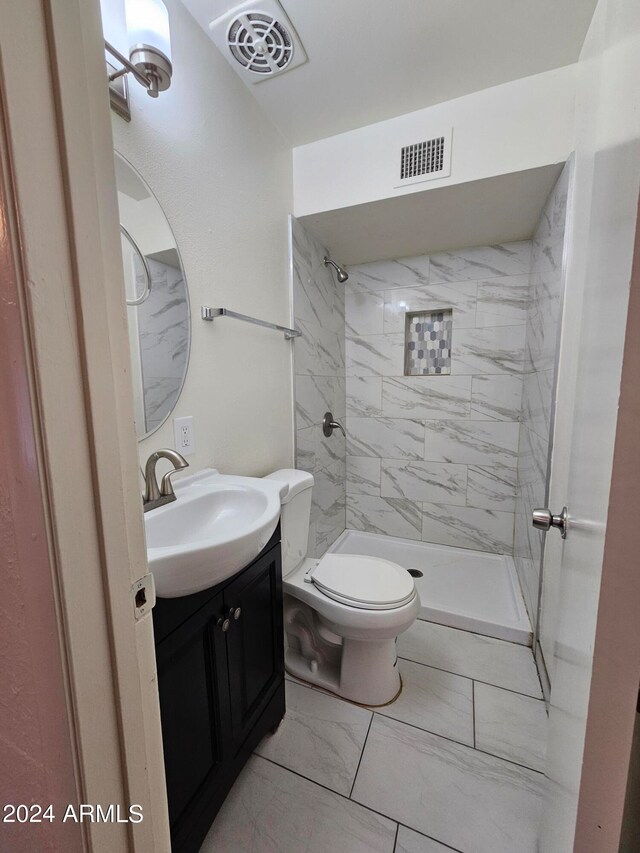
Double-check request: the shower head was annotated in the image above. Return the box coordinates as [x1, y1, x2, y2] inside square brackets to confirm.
[324, 256, 349, 283]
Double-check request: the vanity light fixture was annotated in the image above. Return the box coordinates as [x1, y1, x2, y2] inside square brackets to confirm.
[106, 0, 173, 121]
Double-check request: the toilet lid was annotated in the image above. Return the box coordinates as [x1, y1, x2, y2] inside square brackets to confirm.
[311, 554, 416, 610]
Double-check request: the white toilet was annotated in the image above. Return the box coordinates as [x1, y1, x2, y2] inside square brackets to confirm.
[266, 469, 420, 706]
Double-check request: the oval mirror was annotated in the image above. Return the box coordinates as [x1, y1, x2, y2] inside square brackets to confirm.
[115, 153, 191, 440]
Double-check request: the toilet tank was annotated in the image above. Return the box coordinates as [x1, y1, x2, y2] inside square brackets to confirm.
[265, 469, 314, 577]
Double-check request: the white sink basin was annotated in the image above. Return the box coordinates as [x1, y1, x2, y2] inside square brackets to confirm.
[144, 468, 286, 598]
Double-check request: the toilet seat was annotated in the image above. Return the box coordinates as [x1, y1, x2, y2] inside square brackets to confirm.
[310, 553, 416, 611]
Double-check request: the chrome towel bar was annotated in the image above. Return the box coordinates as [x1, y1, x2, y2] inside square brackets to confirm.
[201, 306, 301, 340]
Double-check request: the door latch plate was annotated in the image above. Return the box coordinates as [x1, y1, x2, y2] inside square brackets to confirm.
[133, 572, 156, 621]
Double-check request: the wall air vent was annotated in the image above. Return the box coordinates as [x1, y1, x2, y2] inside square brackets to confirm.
[209, 0, 307, 84]
[395, 130, 453, 188]
[401, 138, 445, 179]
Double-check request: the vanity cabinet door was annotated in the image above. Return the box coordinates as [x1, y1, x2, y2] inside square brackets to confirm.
[224, 543, 284, 750]
[155, 592, 231, 834]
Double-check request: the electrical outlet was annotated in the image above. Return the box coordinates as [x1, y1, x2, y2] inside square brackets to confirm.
[173, 416, 195, 456]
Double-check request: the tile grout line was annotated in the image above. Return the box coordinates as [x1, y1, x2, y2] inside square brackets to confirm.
[255, 753, 401, 832]
[262, 701, 544, 783]
[396, 653, 543, 701]
[472, 680, 476, 749]
[372, 709, 545, 776]
[349, 712, 374, 799]
[374, 708, 472, 752]
[289, 656, 543, 707]
[397, 823, 465, 853]
[257, 753, 474, 852]
[392, 822, 399, 853]
[285, 669, 544, 771]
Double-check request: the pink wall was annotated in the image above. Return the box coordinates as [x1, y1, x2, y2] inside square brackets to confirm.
[0, 139, 84, 851]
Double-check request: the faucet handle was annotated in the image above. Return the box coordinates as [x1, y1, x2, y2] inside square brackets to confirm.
[159, 468, 180, 497]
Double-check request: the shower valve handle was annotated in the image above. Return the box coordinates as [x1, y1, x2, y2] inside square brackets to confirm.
[323, 412, 345, 438]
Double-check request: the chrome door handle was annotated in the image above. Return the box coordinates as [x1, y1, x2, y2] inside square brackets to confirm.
[323, 412, 345, 437]
[532, 506, 568, 539]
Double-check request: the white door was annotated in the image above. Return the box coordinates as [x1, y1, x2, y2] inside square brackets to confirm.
[539, 0, 640, 848]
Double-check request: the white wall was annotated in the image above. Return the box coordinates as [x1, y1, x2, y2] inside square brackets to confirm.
[101, 0, 294, 477]
[293, 65, 576, 218]
[540, 0, 640, 845]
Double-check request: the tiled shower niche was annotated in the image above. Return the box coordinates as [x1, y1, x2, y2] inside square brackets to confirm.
[404, 308, 452, 376]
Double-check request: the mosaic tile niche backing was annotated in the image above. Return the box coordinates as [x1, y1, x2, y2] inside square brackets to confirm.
[404, 309, 452, 375]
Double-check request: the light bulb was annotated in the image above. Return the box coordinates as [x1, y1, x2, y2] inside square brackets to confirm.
[125, 0, 171, 61]
[125, 0, 173, 96]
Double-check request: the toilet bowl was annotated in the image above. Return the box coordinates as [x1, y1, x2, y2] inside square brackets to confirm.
[266, 469, 420, 706]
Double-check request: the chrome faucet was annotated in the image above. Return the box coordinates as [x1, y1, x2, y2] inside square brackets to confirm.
[143, 448, 189, 512]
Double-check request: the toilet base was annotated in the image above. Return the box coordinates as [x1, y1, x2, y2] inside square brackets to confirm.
[285, 665, 403, 708]
[284, 634, 402, 706]
[340, 636, 401, 705]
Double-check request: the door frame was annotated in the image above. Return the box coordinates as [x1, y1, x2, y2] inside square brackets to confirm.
[0, 0, 170, 849]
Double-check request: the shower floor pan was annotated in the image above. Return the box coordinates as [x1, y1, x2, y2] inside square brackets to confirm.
[329, 530, 532, 646]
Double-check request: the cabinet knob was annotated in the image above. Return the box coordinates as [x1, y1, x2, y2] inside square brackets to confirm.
[217, 617, 230, 632]
[228, 607, 242, 621]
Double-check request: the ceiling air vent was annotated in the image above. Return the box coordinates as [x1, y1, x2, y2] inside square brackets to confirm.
[209, 0, 307, 84]
[395, 130, 453, 188]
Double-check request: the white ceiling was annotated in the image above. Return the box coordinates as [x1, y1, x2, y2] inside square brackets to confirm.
[300, 165, 564, 266]
[181, 0, 596, 146]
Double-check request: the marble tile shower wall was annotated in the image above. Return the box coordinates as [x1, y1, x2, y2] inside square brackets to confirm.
[345, 242, 533, 555]
[291, 217, 346, 557]
[138, 258, 190, 433]
[514, 164, 571, 623]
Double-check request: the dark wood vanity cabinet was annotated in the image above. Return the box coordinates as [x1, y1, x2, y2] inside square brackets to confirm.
[153, 527, 285, 853]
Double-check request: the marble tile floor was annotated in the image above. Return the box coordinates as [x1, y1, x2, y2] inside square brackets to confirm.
[201, 623, 547, 853]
